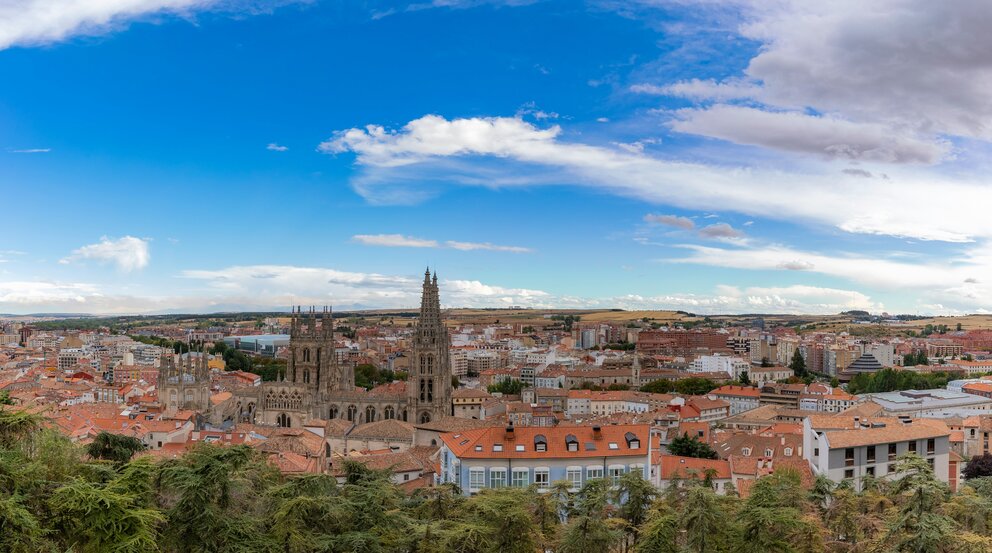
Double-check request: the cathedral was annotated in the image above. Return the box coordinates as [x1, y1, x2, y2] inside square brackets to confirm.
[200, 268, 453, 429]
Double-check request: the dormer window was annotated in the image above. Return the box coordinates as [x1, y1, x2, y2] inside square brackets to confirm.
[765, 449, 773, 457]
[624, 432, 640, 449]
[784, 447, 793, 456]
[493, 444, 503, 452]
[742, 447, 752, 457]
[566, 434, 578, 452]
[474, 445, 482, 452]
[534, 434, 547, 452]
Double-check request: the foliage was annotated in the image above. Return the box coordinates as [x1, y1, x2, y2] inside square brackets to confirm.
[903, 350, 930, 367]
[354, 363, 396, 389]
[847, 368, 958, 394]
[487, 378, 526, 395]
[4, 405, 992, 553]
[666, 432, 718, 459]
[789, 349, 807, 377]
[86, 431, 146, 465]
[964, 453, 992, 480]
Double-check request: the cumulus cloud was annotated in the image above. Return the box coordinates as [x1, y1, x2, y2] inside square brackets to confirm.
[671, 105, 948, 164]
[266, 143, 289, 152]
[649, 1, 992, 163]
[644, 213, 695, 230]
[60, 236, 150, 271]
[698, 222, 744, 239]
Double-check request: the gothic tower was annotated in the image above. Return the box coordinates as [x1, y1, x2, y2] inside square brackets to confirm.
[407, 268, 453, 424]
[158, 346, 210, 414]
[288, 306, 349, 413]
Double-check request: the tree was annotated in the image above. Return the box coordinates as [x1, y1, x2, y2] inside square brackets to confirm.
[487, 379, 525, 395]
[789, 349, 807, 377]
[86, 432, 145, 465]
[738, 371, 751, 385]
[639, 380, 673, 394]
[964, 453, 992, 480]
[667, 433, 718, 459]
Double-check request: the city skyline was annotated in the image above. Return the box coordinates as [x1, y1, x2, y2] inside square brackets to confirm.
[5, 1, 992, 315]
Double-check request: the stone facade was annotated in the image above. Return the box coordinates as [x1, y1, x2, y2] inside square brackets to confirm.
[218, 268, 453, 429]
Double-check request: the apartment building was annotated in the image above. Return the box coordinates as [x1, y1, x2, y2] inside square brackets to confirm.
[803, 417, 952, 490]
[438, 424, 650, 495]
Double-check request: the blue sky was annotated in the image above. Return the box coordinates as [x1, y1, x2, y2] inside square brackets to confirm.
[2, 0, 992, 315]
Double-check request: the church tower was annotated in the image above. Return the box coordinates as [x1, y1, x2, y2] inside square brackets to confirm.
[407, 268, 453, 424]
[288, 306, 348, 396]
[158, 346, 210, 415]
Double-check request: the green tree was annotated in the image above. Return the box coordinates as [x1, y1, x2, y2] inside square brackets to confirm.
[86, 431, 146, 466]
[667, 432, 718, 459]
[789, 349, 807, 377]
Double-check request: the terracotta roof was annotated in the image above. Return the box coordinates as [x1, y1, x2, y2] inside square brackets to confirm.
[441, 423, 649, 460]
[414, 415, 498, 433]
[347, 419, 415, 441]
[823, 420, 951, 449]
[710, 385, 760, 398]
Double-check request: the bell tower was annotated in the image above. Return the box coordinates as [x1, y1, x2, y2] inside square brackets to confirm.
[407, 268, 452, 424]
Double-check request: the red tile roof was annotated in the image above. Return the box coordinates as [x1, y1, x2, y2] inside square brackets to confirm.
[440, 424, 648, 460]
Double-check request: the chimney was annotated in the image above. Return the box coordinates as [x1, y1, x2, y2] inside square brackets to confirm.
[505, 424, 515, 440]
[593, 425, 602, 439]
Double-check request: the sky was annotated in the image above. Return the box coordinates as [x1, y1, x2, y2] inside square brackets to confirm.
[2, 0, 992, 315]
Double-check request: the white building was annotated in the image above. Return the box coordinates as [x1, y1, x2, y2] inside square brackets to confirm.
[690, 354, 750, 379]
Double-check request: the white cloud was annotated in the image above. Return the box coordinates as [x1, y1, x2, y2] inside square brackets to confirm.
[60, 236, 150, 271]
[444, 241, 532, 253]
[266, 143, 289, 152]
[651, 1, 992, 163]
[698, 222, 744, 239]
[644, 213, 695, 230]
[324, 114, 992, 243]
[352, 233, 531, 252]
[9, 148, 51, 153]
[668, 241, 992, 312]
[0, 281, 101, 306]
[670, 105, 948, 164]
[352, 234, 438, 248]
[0, 0, 216, 49]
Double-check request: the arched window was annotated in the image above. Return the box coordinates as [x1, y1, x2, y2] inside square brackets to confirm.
[427, 379, 434, 402]
[420, 411, 431, 424]
[419, 379, 426, 402]
[277, 413, 290, 428]
[384, 405, 395, 420]
[325, 443, 331, 457]
[365, 405, 376, 422]
[347, 405, 357, 422]
[303, 348, 310, 363]
[303, 369, 310, 384]
[329, 405, 339, 419]
[402, 410, 408, 422]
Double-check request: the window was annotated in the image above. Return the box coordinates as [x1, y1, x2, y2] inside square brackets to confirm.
[927, 438, 935, 454]
[535, 435, 547, 452]
[566, 435, 579, 452]
[888, 443, 898, 461]
[908, 441, 917, 454]
[866, 466, 875, 477]
[534, 468, 550, 488]
[490, 469, 507, 488]
[741, 447, 751, 457]
[493, 444, 503, 452]
[515, 445, 525, 452]
[814, 447, 819, 457]
[867, 446, 876, 463]
[608, 442, 619, 450]
[469, 468, 485, 490]
[845, 448, 855, 467]
[764, 449, 773, 457]
[609, 466, 624, 485]
[587, 467, 604, 480]
[512, 468, 529, 487]
[474, 445, 483, 452]
[844, 469, 854, 479]
[784, 447, 793, 457]
[566, 467, 582, 489]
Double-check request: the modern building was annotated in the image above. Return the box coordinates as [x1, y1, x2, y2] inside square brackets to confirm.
[438, 424, 650, 495]
[223, 334, 290, 357]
